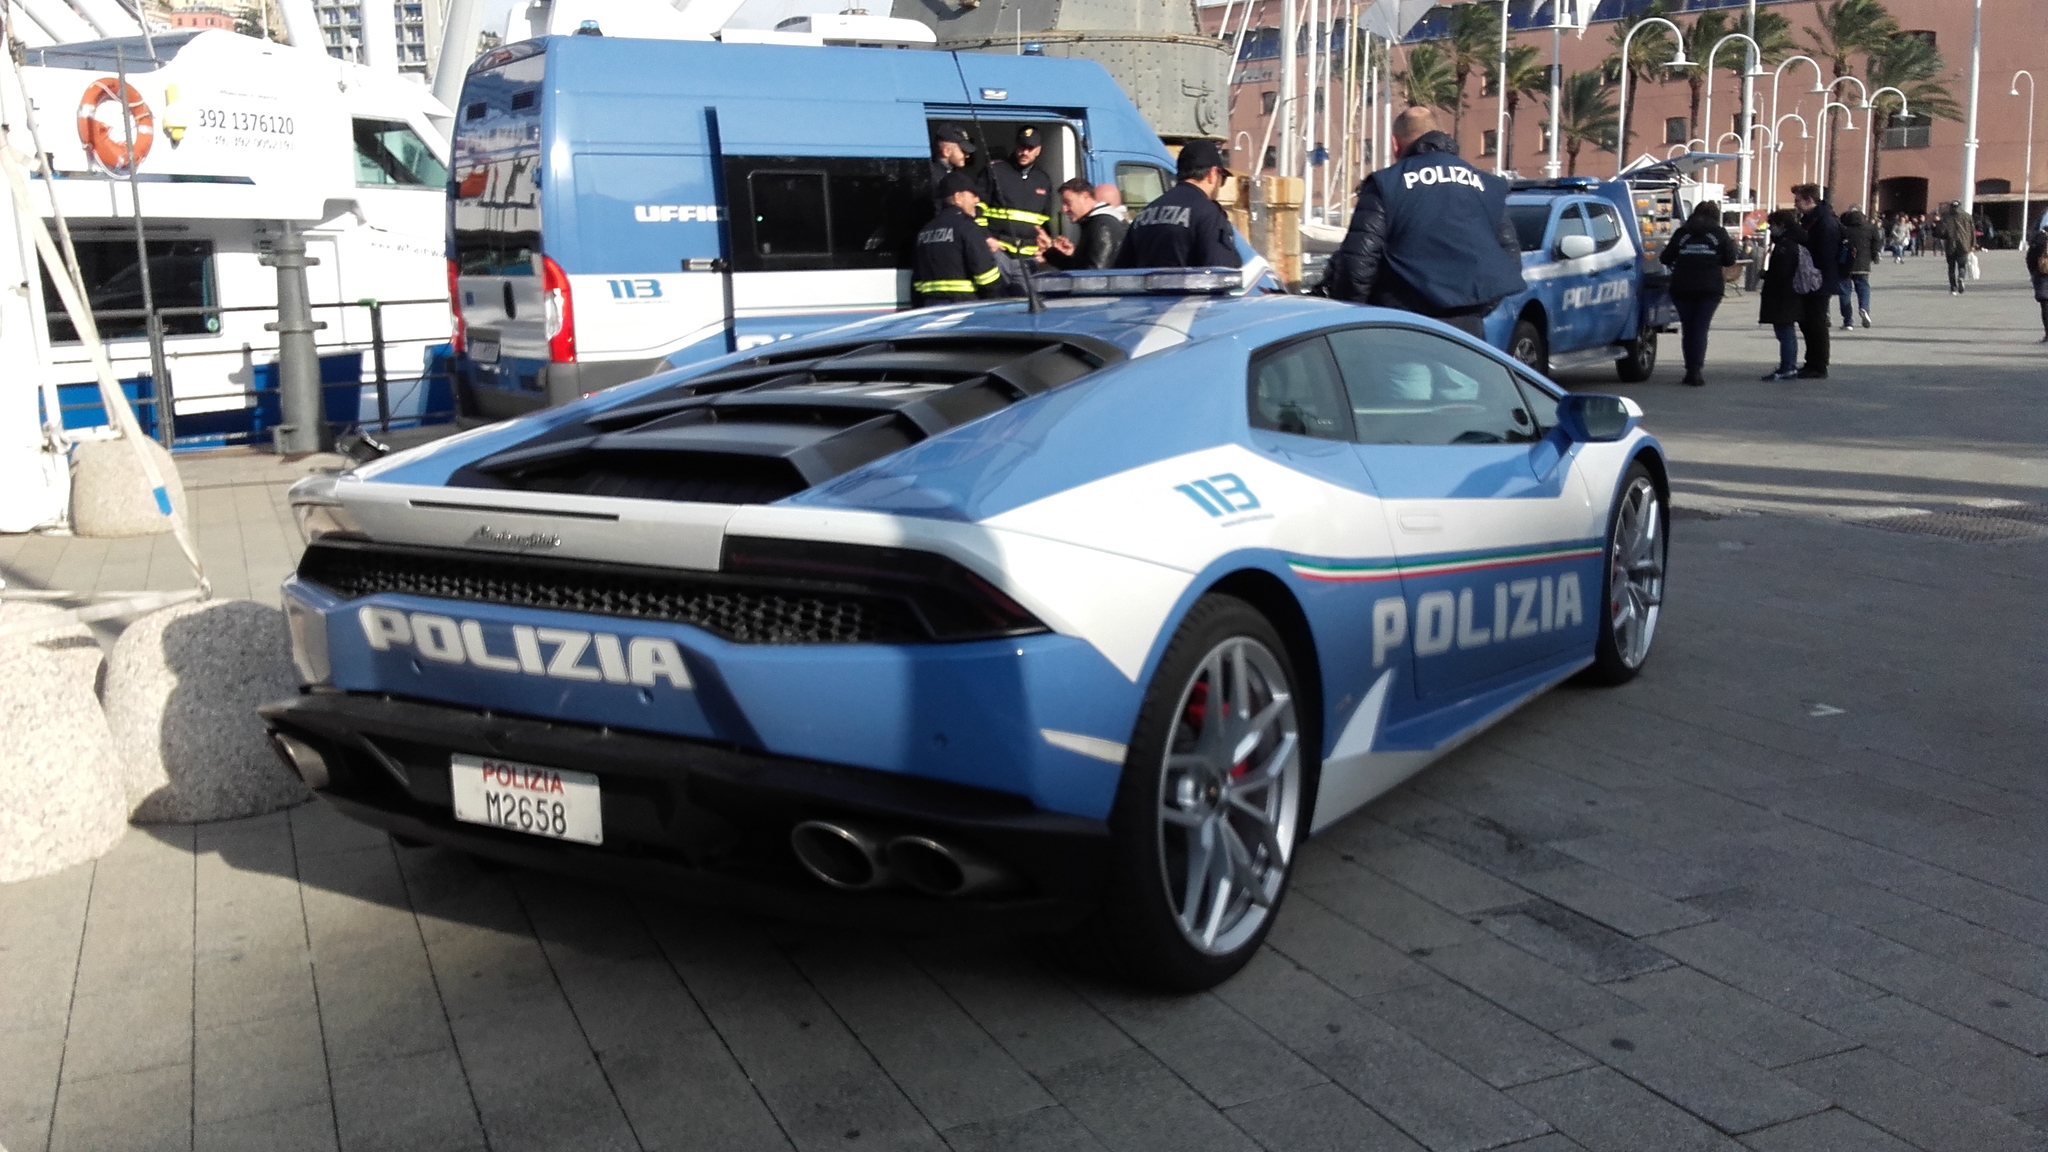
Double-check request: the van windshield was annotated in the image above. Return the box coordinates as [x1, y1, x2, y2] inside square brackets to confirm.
[451, 56, 544, 276]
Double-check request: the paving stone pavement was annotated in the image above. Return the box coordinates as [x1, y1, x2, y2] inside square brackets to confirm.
[2, 252, 2045, 1152]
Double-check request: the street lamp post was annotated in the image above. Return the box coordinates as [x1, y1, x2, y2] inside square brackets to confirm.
[1495, 0, 1511, 176]
[1614, 16, 1691, 177]
[1863, 86, 1909, 216]
[1814, 101, 1856, 193]
[1768, 55, 1827, 207]
[2014, 70, 2036, 234]
[1701, 32, 1764, 198]
[1543, 1, 1565, 178]
[1961, 0, 1982, 215]
[1824, 75, 1869, 202]
[1769, 112, 1809, 201]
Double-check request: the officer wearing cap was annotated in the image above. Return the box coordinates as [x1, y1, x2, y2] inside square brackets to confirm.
[982, 125, 1055, 259]
[930, 127, 980, 210]
[913, 171, 1005, 306]
[1322, 107, 1524, 338]
[1114, 139, 1240, 268]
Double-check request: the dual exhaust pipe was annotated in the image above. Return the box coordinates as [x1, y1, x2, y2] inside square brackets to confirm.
[790, 820, 1014, 898]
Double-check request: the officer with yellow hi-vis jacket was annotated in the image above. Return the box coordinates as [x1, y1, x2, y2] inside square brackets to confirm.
[913, 171, 1006, 306]
[981, 125, 1055, 260]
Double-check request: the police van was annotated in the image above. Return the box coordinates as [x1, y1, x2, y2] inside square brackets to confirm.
[449, 35, 1183, 421]
[1487, 176, 1678, 382]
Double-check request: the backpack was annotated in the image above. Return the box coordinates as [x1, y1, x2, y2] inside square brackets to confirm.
[1791, 243, 1822, 294]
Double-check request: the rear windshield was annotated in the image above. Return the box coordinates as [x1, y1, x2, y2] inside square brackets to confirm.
[1506, 204, 1550, 251]
[451, 56, 544, 275]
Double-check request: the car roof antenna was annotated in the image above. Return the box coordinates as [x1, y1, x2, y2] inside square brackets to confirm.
[1021, 265, 1044, 313]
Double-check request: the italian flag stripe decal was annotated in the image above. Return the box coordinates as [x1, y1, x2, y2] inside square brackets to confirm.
[1288, 543, 1602, 583]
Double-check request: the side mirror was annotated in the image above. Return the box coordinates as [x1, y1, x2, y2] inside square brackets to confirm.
[1555, 393, 1639, 443]
[1556, 233, 1597, 260]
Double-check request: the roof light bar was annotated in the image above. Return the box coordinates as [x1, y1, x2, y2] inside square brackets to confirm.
[1031, 268, 1243, 297]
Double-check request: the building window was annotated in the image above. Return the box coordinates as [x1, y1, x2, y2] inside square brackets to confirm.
[1977, 179, 2011, 195]
[1262, 145, 1277, 171]
[1481, 130, 1498, 157]
[1238, 27, 1279, 60]
[1881, 117, 1931, 150]
[1664, 117, 1688, 145]
[1261, 90, 1276, 115]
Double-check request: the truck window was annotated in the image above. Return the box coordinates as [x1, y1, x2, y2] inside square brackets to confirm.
[1585, 201, 1623, 251]
[1506, 204, 1550, 251]
[451, 55, 545, 276]
[1116, 163, 1168, 211]
[722, 156, 927, 272]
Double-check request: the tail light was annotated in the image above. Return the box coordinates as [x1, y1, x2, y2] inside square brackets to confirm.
[542, 254, 575, 363]
[446, 258, 465, 354]
[721, 536, 1046, 641]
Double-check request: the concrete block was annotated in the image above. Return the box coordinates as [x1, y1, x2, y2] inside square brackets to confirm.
[1506, 1067, 1745, 1152]
[1782, 1048, 2048, 1152]
[1225, 1083, 1424, 1152]
[1606, 967, 1854, 1070]
[0, 637, 128, 883]
[102, 599, 307, 823]
[69, 437, 188, 539]
[1557, 1015, 1828, 1134]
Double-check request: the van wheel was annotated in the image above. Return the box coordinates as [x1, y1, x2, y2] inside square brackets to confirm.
[1616, 331, 1657, 382]
[1084, 595, 1308, 991]
[1509, 319, 1549, 376]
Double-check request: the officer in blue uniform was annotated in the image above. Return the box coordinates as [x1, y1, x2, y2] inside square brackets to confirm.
[1323, 107, 1524, 338]
[1115, 139, 1240, 268]
[913, 171, 1005, 306]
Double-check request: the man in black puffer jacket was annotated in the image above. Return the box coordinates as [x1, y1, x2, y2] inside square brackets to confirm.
[1792, 183, 1840, 377]
[1836, 207, 1882, 329]
[1322, 106, 1524, 339]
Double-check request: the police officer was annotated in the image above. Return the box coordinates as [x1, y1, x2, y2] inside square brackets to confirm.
[981, 125, 1055, 259]
[929, 127, 979, 211]
[1039, 178, 1126, 270]
[1323, 107, 1523, 338]
[913, 171, 1004, 306]
[1114, 139, 1240, 268]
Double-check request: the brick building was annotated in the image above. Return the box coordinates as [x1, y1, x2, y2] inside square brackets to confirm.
[1202, 0, 2048, 235]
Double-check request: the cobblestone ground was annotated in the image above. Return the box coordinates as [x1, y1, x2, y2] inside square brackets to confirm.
[3, 252, 2045, 1152]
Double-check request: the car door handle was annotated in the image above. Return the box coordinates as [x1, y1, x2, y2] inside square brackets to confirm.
[1398, 512, 1443, 533]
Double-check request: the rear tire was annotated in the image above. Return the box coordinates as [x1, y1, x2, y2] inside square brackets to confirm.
[1509, 318, 1549, 377]
[1615, 330, 1657, 382]
[1583, 461, 1666, 685]
[1084, 595, 1309, 991]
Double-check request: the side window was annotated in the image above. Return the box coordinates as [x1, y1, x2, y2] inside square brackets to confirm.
[1585, 201, 1623, 251]
[1326, 327, 1540, 446]
[721, 156, 928, 272]
[1512, 375, 1560, 432]
[1248, 337, 1352, 441]
[1552, 204, 1588, 252]
[1116, 163, 1169, 212]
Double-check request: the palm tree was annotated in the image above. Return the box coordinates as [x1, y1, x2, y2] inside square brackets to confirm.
[1557, 69, 1618, 177]
[1603, 0, 1676, 164]
[1863, 33, 1961, 213]
[1396, 43, 1461, 120]
[1498, 43, 1548, 173]
[1444, 2, 1502, 152]
[1805, 0, 1899, 194]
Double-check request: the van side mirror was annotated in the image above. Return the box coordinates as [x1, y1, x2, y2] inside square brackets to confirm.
[1555, 393, 1638, 442]
[1556, 233, 1597, 260]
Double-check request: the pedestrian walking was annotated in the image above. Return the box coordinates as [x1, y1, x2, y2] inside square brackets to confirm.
[1321, 106, 1525, 340]
[981, 126, 1055, 260]
[1038, 178, 1126, 270]
[1114, 139, 1241, 269]
[1837, 207, 1881, 330]
[1659, 200, 1738, 386]
[1791, 184, 1838, 378]
[1888, 215, 1910, 263]
[2028, 224, 2048, 341]
[1758, 209, 1812, 380]
[912, 171, 1005, 306]
[1939, 202, 1976, 293]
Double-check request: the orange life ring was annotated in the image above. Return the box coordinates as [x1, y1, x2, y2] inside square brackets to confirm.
[77, 77, 154, 173]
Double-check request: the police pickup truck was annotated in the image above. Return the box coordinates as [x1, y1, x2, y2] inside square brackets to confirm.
[1485, 177, 1677, 382]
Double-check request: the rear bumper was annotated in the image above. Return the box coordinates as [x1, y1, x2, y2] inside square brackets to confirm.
[456, 355, 667, 422]
[260, 691, 1111, 933]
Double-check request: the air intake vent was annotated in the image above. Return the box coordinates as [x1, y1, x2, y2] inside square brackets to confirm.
[450, 334, 1123, 503]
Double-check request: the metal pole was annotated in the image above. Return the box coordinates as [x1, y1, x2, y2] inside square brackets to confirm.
[1280, 0, 1297, 177]
[263, 222, 328, 455]
[1738, 0, 1755, 211]
[1494, 0, 1509, 175]
[365, 299, 390, 432]
[2014, 71, 2036, 234]
[1614, 17, 1687, 178]
[115, 47, 173, 450]
[1960, 0, 1982, 215]
[1545, 17, 1560, 177]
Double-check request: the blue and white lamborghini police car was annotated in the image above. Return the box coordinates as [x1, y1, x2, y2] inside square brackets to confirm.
[263, 270, 1668, 990]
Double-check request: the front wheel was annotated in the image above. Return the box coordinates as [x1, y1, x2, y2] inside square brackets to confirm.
[1509, 318, 1549, 377]
[1086, 595, 1308, 991]
[1583, 462, 1666, 685]
[1615, 330, 1657, 382]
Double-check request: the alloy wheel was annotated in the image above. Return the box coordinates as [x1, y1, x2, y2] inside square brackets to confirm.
[1607, 476, 1664, 668]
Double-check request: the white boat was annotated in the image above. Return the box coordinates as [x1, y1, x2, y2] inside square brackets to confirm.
[1, 28, 452, 461]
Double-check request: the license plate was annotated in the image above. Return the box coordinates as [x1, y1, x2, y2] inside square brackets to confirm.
[469, 339, 500, 363]
[450, 754, 602, 845]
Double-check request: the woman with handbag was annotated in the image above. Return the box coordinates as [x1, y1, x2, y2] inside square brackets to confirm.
[1758, 209, 1811, 380]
